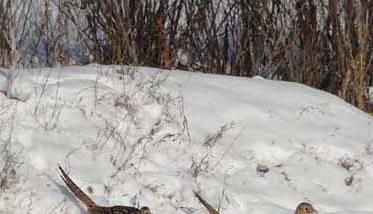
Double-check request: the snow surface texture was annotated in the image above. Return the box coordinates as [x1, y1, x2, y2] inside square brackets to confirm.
[0, 65, 372, 214]
[0, 69, 8, 92]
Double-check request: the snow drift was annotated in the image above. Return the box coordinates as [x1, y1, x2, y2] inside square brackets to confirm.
[0, 65, 372, 214]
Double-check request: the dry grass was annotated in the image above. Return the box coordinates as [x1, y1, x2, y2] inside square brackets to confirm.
[1, 0, 372, 112]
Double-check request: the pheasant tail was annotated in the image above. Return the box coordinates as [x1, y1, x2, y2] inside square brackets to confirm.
[194, 192, 220, 214]
[58, 165, 96, 209]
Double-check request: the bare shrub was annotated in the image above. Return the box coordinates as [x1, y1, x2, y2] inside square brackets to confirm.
[338, 156, 363, 171]
[203, 122, 235, 148]
[191, 121, 239, 178]
[0, 107, 22, 192]
[33, 70, 62, 130]
[0, 152, 17, 191]
[1, 0, 372, 112]
[190, 155, 210, 178]
[114, 95, 137, 115]
[64, 0, 372, 112]
[86, 69, 190, 178]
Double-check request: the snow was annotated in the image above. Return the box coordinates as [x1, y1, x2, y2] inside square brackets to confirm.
[0, 69, 8, 93]
[0, 65, 372, 213]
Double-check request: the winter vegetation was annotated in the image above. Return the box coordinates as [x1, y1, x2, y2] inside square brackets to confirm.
[0, 0, 372, 111]
[0, 0, 372, 214]
[0, 65, 371, 214]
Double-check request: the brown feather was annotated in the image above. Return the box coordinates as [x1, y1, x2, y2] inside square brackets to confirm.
[58, 165, 96, 209]
[194, 192, 220, 214]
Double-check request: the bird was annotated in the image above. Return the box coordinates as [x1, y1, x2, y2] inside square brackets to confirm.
[195, 191, 317, 214]
[58, 165, 151, 214]
[295, 202, 318, 214]
[194, 192, 220, 214]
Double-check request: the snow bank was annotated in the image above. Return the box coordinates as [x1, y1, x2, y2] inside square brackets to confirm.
[0, 69, 8, 92]
[0, 65, 372, 213]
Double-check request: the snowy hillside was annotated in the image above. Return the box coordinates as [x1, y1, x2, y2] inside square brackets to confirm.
[0, 65, 372, 214]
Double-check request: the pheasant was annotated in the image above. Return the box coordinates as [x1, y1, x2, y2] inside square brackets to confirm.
[194, 192, 220, 214]
[194, 192, 317, 214]
[295, 202, 318, 214]
[58, 165, 151, 214]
